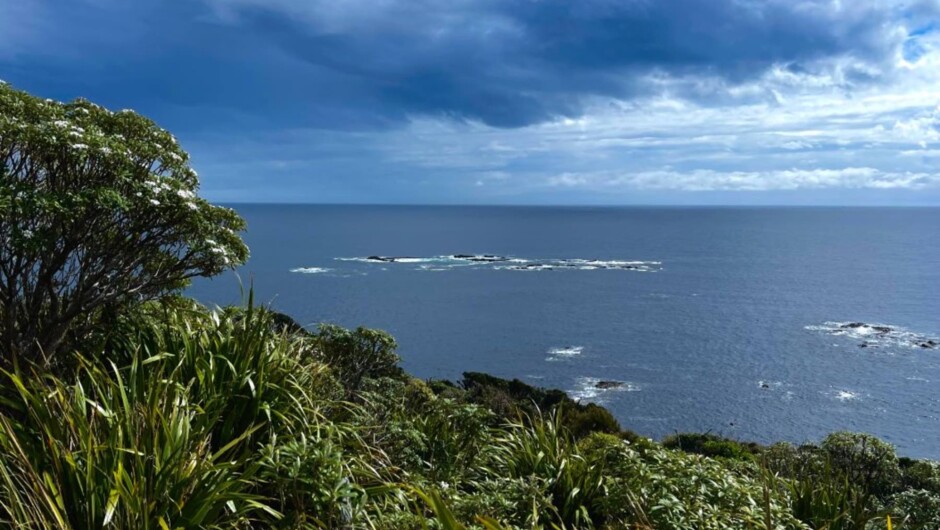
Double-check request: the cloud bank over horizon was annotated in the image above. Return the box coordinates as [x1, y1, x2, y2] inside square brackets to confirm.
[2, 0, 940, 204]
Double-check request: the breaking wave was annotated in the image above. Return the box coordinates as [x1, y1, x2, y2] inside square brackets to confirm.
[806, 321, 938, 351]
[569, 377, 640, 403]
[546, 345, 584, 360]
[334, 254, 661, 272]
[830, 389, 861, 402]
[757, 380, 795, 401]
[289, 267, 332, 274]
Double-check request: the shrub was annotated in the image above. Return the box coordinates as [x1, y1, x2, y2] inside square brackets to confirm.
[0, 301, 383, 529]
[576, 432, 803, 529]
[257, 428, 368, 528]
[0, 353, 268, 528]
[461, 372, 566, 411]
[782, 463, 880, 530]
[821, 432, 901, 499]
[489, 411, 608, 529]
[888, 489, 940, 529]
[411, 398, 494, 483]
[0, 83, 247, 365]
[899, 459, 940, 495]
[109, 300, 320, 450]
[560, 402, 621, 438]
[448, 477, 557, 529]
[458, 372, 624, 439]
[662, 432, 758, 461]
[630, 447, 801, 529]
[314, 324, 403, 396]
[353, 376, 424, 474]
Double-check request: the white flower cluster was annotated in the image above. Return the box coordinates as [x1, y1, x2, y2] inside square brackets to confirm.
[177, 188, 198, 210]
[50, 119, 96, 151]
[143, 177, 173, 195]
[141, 176, 200, 211]
[204, 238, 232, 265]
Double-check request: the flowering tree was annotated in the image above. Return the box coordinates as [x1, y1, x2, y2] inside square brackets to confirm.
[0, 82, 248, 365]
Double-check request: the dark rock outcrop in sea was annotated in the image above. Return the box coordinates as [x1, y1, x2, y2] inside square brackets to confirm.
[840, 322, 893, 334]
[365, 256, 418, 263]
[451, 254, 509, 262]
[811, 321, 938, 351]
[336, 254, 662, 272]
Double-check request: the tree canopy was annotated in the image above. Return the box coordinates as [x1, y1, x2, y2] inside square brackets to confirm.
[0, 82, 248, 364]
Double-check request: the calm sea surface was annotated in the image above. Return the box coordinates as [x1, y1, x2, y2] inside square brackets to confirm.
[189, 205, 940, 458]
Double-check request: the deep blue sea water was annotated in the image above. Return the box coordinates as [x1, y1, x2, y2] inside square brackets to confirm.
[189, 205, 940, 458]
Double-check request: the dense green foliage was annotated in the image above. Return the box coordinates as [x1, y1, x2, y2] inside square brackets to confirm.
[662, 432, 762, 461]
[452, 372, 624, 439]
[0, 82, 247, 365]
[0, 300, 934, 529]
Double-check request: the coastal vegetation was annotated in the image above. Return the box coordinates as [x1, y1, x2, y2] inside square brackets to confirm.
[2, 84, 940, 529]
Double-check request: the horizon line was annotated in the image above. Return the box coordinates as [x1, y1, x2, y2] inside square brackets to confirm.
[214, 201, 940, 208]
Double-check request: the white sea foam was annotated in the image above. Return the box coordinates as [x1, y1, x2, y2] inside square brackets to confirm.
[290, 267, 332, 274]
[547, 346, 584, 358]
[498, 264, 557, 271]
[757, 381, 796, 400]
[569, 377, 640, 402]
[573, 259, 663, 267]
[834, 390, 859, 402]
[337, 255, 662, 272]
[335, 257, 434, 264]
[806, 321, 938, 351]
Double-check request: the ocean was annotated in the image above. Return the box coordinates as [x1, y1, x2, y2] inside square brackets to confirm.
[189, 205, 940, 458]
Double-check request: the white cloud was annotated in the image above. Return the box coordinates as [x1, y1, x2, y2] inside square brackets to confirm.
[354, 33, 940, 195]
[177, 0, 940, 202]
[546, 168, 940, 191]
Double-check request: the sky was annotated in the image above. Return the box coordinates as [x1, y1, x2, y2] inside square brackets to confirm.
[2, 0, 940, 205]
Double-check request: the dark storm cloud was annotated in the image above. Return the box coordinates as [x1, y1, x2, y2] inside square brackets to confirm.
[3, 0, 934, 129]
[3, 0, 939, 204]
[211, 0, 933, 127]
